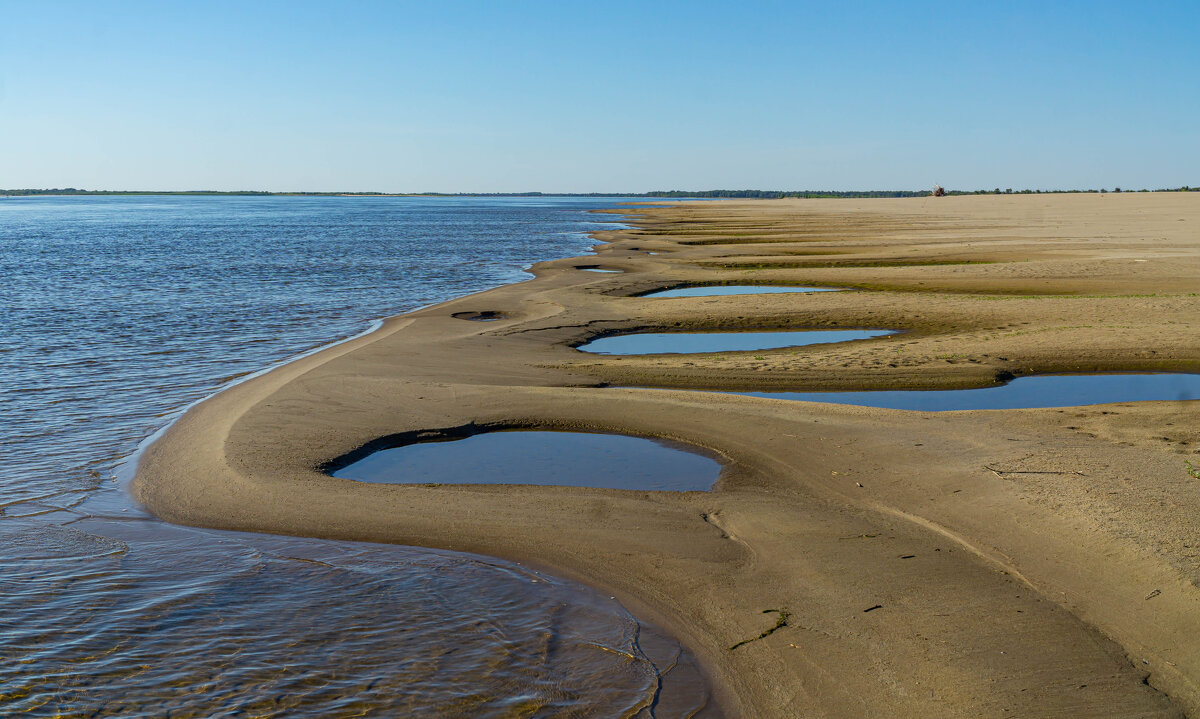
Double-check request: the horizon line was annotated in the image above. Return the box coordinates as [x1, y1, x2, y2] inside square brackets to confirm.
[3, 186, 1197, 199]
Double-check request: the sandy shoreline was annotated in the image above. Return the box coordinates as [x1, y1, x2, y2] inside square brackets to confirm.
[134, 194, 1200, 717]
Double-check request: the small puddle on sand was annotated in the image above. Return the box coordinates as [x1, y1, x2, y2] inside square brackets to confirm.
[332, 430, 721, 491]
[578, 329, 896, 355]
[736, 373, 1200, 410]
[577, 267, 624, 273]
[452, 310, 506, 321]
[642, 285, 842, 298]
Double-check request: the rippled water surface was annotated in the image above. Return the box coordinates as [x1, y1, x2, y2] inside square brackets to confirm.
[0, 196, 717, 717]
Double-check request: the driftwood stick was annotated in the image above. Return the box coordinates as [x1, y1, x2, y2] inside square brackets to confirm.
[984, 465, 1086, 476]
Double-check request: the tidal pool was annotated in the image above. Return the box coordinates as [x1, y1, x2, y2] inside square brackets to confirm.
[736, 373, 1200, 411]
[577, 266, 624, 273]
[578, 329, 897, 355]
[332, 430, 722, 491]
[642, 285, 842, 298]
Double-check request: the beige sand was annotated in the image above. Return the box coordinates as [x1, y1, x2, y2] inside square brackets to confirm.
[134, 193, 1200, 717]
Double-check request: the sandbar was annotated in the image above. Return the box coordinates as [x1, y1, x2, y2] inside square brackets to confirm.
[134, 193, 1200, 717]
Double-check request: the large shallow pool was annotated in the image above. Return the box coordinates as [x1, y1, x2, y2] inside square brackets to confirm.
[735, 373, 1200, 410]
[332, 430, 722, 491]
[578, 329, 897, 355]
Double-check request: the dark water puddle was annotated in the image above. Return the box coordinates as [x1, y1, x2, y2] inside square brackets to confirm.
[735, 373, 1200, 410]
[642, 285, 842, 298]
[452, 310, 505, 321]
[579, 329, 897, 355]
[332, 430, 722, 491]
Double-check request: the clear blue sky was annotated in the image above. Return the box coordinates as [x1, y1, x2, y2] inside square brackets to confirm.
[2, 1, 1196, 192]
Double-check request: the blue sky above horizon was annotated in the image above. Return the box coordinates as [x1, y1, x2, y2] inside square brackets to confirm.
[1, 1, 1197, 193]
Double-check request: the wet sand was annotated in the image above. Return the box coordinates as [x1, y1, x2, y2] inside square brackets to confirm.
[134, 193, 1200, 717]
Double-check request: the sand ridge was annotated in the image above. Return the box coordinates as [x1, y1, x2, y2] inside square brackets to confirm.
[134, 193, 1200, 717]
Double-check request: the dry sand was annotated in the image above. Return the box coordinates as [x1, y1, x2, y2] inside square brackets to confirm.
[134, 193, 1200, 717]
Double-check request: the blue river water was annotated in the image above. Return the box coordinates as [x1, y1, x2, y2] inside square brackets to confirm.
[0, 195, 718, 717]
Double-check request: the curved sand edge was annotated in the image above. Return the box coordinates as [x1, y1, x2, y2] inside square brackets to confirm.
[135, 194, 1200, 718]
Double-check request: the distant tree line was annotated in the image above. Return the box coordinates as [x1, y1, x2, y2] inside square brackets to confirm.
[0, 189, 639, 197]
[3, 187, 1197, 198]
[644, 189, 928, 198]
[646, 187, 1199, 197]
[0, 188, 274, 196]
[946, 186, 1197, 195]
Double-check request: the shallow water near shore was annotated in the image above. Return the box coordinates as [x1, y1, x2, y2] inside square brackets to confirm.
[579, 328, 897, 355]
[736, 373, 1200, 410]
[642, 284, 842, 298]
[0, 195, 718, 716]
[333, 430, 722, 491]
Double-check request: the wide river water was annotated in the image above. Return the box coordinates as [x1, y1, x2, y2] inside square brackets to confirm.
[0, 196, 717, 717]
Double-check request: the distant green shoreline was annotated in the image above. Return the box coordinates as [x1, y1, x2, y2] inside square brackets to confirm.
[2, 187, 1195, 198]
